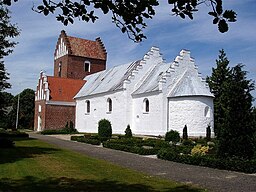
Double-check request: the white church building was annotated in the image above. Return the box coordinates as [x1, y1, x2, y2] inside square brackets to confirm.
[75, 47, 214, 137]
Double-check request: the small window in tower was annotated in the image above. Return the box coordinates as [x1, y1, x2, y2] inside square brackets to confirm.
[205, 106, 210, 118]
[85, 100, 90, 114]
[143, 98, 149, 113]
[107, 98, 112, 113]
[58, 62, 62, 77]
[84, 61, 91, 72]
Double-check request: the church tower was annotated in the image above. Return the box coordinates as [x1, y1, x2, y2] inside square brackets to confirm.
[53, 30, 107, 79]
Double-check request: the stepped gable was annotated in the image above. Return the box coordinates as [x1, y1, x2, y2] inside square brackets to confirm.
[167, 49, 213, 97]
[54, 30, 107, 60]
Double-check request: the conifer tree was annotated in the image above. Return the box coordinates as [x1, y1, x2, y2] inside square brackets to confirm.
[207, 49, 231, 138]
[217, 64, 255, 159]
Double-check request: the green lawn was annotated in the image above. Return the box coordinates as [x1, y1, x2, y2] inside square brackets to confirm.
[0, 138, 205, 192]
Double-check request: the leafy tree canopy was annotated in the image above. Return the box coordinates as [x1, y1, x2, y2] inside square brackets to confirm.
[8, 88, 35, 129]
[0, 2, 19, 119]
[3, 0, 236, 42]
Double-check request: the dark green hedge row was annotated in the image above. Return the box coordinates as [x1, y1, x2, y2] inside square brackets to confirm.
[71, 136, 101, 145]
[0, 131, 29, 138]
[157, 148, 256, 173]
[103, 140, 160, 155]
[40, 129, 78, 135]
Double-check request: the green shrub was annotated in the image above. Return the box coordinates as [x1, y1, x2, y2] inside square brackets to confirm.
[182, 125, 188, 140]
[157, 147, 256, 173]
[62, 121, 78, 134]
[165, 130, 180, 143]
[0, 130, 29, 138]
[98, 119, 112, 141]
[125, 124, 132, 138]
[206, 125, 211, 141]
[71, 136, 101, 145]
[182, 139, 194, 146]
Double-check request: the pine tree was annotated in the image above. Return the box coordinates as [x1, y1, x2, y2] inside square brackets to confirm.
[217, 64, 255, 159]
[206, 49, 231, 138]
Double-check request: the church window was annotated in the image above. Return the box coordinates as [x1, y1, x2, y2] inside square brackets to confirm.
[143, 98, 149, 113]
[84, 61, 91, 72]
[58, 62, 62, 77]
[86, 100, 90, 114]
[204, 106, 210, 117]
[107, 98, 112, 113]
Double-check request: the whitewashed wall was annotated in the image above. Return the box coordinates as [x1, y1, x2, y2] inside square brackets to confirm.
[168, 96, 214, 137]
[76, 91, 128, 134]
[132, 93, 167, 135]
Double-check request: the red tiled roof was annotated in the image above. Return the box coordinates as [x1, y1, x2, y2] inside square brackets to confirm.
[47, 76, 86, 102]
[67, 36, 106, 60]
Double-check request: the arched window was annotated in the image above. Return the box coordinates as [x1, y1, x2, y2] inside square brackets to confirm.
[143, 98, 149, 113]
[204, 106, 210, 118]
[58, 62, 62, 77]
[107, 98, 112, 113]
[84, 61, 91, 72]
[85, 100, 90, 114]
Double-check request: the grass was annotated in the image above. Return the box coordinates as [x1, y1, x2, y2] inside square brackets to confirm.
[0, 138, 206, 192]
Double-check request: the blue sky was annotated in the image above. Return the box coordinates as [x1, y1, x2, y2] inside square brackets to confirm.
[5, 1, 256, 104]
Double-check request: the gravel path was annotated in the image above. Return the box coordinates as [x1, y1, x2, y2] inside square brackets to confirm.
[29, 133, 256, 192]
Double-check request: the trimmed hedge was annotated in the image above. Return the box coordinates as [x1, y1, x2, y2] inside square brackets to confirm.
[0, 130, 29, 138]
[41, 129, 78, 135]
[103, 138, 169, 155]
[71, 136, 101, 145]
[157, 148, 256, 173]
[103, 141, 158, 155]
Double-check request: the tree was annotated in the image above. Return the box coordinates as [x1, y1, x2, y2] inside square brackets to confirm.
[206, 49, 231, 138]
[217, 64, 255, 159]
[0, 91, 13, 128]
[0, 2, 19, 118]
[8, 88, 35, 129]
[3, 0, 236, 42]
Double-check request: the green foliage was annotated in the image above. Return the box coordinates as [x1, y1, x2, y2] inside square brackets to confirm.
[207, 49, 231, 138]
[8, 89, 35, 129]
[182, 125, 188, 140]
[0, 92, 13, 128]
[0, 129, 29, 138]
[0, 3, 19, 120]
[124, 124, 132, 138]
[165, 130, 180, 143]
[158, 148, 256, 173]
[41, 123, 78, 135]
[206, 125, 211, 141]
[217, 64, 255, 159]
[3, 1, 236, 42]
[98, 119, 112, 141]
[71, 136, 101, 145]
[62, 121, 78, 134]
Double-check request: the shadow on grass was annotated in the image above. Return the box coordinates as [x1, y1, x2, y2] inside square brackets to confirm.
[0, 142, 60, 164]
[0, 176, 203, 192]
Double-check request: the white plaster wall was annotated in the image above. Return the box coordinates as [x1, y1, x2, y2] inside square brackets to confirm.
[75, 91, 128, 134]
[132, 93, 166, 135]
[168, 96, 214, 137]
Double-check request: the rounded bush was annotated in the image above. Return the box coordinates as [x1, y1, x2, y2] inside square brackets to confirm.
[98, 119, 112, 141]
[165, 130, 180, 143]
